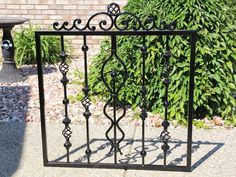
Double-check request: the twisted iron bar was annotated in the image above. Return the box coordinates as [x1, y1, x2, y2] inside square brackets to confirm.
[160, 36, 171, 166]
[53, 3, 176, 32]
[81, 35, 92, 163]
[59, 36, 72, 163]
[101, 36, 127, 164]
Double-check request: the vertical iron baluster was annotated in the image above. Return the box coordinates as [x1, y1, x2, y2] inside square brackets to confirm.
[160, 35, 171, 166]
[140, 36, 148, 165]
[111, 69, 118, 164]
[81, 35, 92, 163]
[111, 35, 118, 164]
[59, 35, 72, 163]
[102, 35, 126, 164]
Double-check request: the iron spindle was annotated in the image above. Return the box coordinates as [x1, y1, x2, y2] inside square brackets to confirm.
[140, 36, 148, 165]
[111, 69, 118, 164]
[81, 35, 92, 163]
[111, 35, 118, 164]
[102, 35, 126, 162]
[160, 36, 171, 166]
[59, 35, 72, 163]
[111, 35, 127, 157]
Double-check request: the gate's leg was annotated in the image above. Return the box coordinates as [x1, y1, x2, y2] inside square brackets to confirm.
[186, 33, 197, 171]
[36, 33, 48, 166]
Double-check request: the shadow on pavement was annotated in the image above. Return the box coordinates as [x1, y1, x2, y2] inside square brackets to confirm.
[0, 85, 29, 177]
[0, 122, 26, 177]
[52, 138, 224, 171]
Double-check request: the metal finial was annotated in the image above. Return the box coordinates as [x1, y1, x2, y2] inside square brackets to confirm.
[107, 3, 121, 16]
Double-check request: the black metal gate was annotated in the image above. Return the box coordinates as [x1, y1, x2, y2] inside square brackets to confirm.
[36, 3, 197, 172]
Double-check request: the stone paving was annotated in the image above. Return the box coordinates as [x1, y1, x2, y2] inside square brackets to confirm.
[0, 122, 235, 177]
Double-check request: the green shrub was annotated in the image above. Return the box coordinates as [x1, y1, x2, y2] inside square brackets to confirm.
[14, 25, 66, 65]
[224, 0, 236, 16]
[88, 0, 236, 125]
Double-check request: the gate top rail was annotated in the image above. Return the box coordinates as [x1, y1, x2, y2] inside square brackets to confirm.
[35, 30, 197, 36]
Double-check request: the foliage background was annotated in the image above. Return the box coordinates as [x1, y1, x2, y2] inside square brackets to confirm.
[14, 25, 63, 65]
[82, 0, 236, 125]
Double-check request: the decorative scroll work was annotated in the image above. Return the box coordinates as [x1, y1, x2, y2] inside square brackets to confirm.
[101, 36, 128, 164]
[53, 3, 176, 31]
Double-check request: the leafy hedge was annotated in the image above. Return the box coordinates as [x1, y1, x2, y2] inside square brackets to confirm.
[224, 0, 236, 16]
[14, 25, 65, 65]
[88, 0, 236, 125]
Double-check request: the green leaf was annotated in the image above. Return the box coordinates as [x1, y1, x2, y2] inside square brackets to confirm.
[226, 61, 233, 72]
[229, 83, 236, 89]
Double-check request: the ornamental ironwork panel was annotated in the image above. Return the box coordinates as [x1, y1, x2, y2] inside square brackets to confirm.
[35, 3, 197, 172]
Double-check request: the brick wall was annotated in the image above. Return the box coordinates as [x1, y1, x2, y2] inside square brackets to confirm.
[0, 0, 128, 57]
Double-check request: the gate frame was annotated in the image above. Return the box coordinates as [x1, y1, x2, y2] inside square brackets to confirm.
[35, 3, 197, 172]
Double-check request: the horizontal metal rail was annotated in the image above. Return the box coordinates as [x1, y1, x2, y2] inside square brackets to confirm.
[35, 30, 197, 36]
[46, 162, 191, 172]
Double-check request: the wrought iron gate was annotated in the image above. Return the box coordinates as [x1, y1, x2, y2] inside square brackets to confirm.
[36, 3, 197, 172]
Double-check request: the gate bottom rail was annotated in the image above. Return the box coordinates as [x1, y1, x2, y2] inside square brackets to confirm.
[45, 162, 191, 172]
